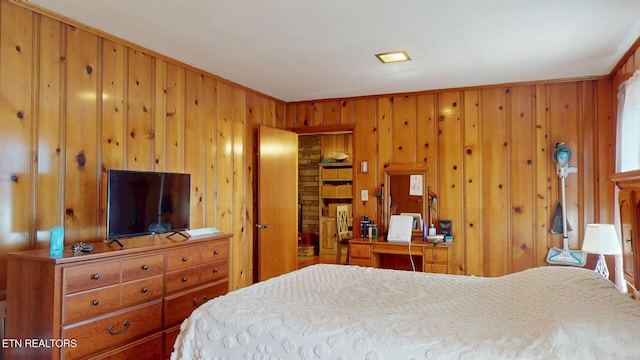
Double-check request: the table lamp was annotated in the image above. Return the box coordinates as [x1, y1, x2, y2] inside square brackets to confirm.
[581, 224, 622, 278]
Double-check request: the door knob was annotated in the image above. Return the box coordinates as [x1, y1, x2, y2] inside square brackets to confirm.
[256, 223, 271, 229]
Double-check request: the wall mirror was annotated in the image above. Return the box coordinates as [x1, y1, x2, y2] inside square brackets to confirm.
[384, 163, 428, 238]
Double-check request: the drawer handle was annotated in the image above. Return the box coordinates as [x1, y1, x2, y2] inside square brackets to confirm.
[214, 250, 219, 255]
[108, 320, 130, 335]
[182, 277, 188, 282]
[141, 287, 148, 293]
[92, 299, 99, 306]
[193, 295, 209, 307]
[142, 264, 149, 270]
[213, 268, 219, 273]
[92, 273, 100, 280]
[182, 256, 188, 262]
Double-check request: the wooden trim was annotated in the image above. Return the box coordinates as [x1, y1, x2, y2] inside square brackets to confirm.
[611, 170, 640, 184]
[609, 36, 640, 78]
[287, 76, 609, 104]
[292, 124, 354, 134]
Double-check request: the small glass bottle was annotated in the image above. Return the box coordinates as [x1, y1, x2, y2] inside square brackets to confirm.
[428, 223, 437, 236]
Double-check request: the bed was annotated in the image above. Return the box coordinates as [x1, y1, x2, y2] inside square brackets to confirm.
[171, 264, 640, 359]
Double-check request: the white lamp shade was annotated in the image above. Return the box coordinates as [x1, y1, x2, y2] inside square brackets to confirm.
[581, 223, 622, 255]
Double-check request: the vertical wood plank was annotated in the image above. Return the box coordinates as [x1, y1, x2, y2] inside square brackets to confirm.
[548, 82, 580, 248]
[64, 25, 99, 243]
[534, 84, 551, 266]
[204, 77, 217, 227]
[126, 49, 153, 170]
[216, 82, 234, 232]
[153, 59, 167, 171]
[184, 70, 205, 229]
[101, 39, 126, 239]
[579, 81, 596, 229]
[232, 87, 246, 290]
[416, 94, 437, 231]
[509, 86, 536, 272]
[596, 78, 614, 223]
[340, 99, 353, 125]
[377, 97, 391, 230]
[164, 62, 186, 173]
[310, 102, 321, 126]
[37, 15, 63, 246]
[245, 91, 261, 287]
[0, 0, 33, 266]
[283, 102, 297, 129]
[322, 100, 340, 126]
[438, 91, 464, 274]
[463, 90, 483, 275]
[391, 95, 416, 163]
[274, 100, 285, 129]
[353, 98, 376, 221]
[481, 88, 510, 276]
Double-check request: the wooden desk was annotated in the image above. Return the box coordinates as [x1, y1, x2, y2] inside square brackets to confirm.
[349, 238, 451, 273]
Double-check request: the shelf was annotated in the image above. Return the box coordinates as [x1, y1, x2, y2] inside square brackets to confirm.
[319, 163, 353, 256]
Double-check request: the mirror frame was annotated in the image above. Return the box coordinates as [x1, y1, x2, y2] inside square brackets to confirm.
[383, 163, 428, 237]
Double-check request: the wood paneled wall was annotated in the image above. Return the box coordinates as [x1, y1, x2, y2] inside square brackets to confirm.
[286, 79, 616, 276]
[0, 0, 633, 295]
[0, 0, 285, 292]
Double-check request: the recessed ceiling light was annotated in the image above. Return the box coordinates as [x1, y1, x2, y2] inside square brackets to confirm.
[375, 51, 411, 63]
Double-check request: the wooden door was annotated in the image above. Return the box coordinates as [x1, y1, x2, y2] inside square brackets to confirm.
[257, 125, 298, 281]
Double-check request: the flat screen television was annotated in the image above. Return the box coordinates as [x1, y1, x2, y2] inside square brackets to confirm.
[106, 169, 191, 243]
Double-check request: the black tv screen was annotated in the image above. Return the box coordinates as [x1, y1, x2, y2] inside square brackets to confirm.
[106, 170, 191, 240]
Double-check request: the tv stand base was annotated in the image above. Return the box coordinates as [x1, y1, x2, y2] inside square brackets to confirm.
[167, 231, 188, 240]
[107, 238, 125, 248]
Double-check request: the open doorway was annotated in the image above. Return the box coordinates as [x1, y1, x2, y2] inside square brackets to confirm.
[297, 133, 353, 265]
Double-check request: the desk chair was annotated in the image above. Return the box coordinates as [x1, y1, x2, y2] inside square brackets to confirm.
[335, 205, 352, 264]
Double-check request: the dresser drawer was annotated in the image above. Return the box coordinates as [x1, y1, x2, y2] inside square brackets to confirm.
[200, 241, 229, 263]
[121, 275, 164, 308]
[166, 246, 201, 271]
[427, 263, 448, 274]
[122, 253, 165, 282]
[63, 284, 121, 324]
[166, 266, 201, 294]
[89, 333, 163, 360]
[163, 326, 181, 359]
[350, 243, 371, 259]
[424, 247, 448, 263]
[200, 260, 229, 283]
[163, 281, 228, 328]
[349, 258, 371, 267]
[65, 261, 121, 294]
[62, 301, 162, 359]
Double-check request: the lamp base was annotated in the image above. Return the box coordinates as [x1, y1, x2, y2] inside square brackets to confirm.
[594, 254, 609, 278]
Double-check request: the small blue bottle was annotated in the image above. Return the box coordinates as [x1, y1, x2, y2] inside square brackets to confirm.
[50, 226, 64, 257]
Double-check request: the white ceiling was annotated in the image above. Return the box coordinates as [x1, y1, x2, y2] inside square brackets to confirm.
[25, 0, 640, 102]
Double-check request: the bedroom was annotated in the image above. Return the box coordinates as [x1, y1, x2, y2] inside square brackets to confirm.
[1, 0, 640, 358]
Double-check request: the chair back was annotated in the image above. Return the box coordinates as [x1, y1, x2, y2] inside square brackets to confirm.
[335, 205, 350, 240]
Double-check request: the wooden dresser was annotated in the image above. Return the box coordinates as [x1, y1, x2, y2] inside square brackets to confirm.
[611, 170, 640, 295]
[6, 232, 231, 359]
[349, 238, 450, 273]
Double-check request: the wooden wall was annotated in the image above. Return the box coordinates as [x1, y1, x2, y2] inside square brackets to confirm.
[0, 0, 634, 297]
[0, 0, 285, 293]
[286, 79, 616, 276]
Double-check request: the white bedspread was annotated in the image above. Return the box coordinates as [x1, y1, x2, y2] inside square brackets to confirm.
[172, 264, 640, 359]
